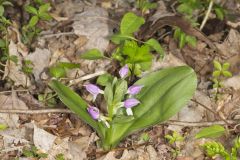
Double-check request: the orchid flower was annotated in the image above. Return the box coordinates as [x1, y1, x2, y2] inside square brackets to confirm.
[87, 105, 110, 128]
[124, 98, 140, 115]
[127, 85, 144, 95]
[119, 65, 129, 78]
[84, 84, 104, 101]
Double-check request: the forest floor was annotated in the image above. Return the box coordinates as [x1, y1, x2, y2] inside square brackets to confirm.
[0, 0, 240, 159]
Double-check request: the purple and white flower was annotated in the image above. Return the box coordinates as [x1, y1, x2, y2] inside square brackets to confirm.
[119, 65, 129, 78]
[84, 84, 104, 101]
[127, 85, 144, 95]
[87, 105, 100, 120]
[124, 98, 140, 115]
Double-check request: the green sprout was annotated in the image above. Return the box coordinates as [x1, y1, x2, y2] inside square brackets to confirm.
[212, 60, 232, 100]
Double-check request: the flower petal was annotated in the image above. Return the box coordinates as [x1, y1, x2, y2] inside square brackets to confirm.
[87, 105, 100, 120]
[124, 98, 140, 108]
[127, 85, 144, 95]
[119, 65, 129, 78]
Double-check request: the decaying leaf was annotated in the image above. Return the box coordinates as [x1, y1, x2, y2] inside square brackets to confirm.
[26, 48, 51, 81]
[3, 41, 30, 86]
[73, 6, 111, 52]
[33, 124, 57, 152]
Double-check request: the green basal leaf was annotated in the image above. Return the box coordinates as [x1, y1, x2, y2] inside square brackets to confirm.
[195, 125, 225, 139]
[80, 49, 105, 60]
[24, 5, 38, 15]
[145, 38, 165, 57]
[120, 12, 145, 35]
[102, 66, 197, 149]
[213, 60, 222, 71]
[0, 38, 6, 48]
[28, 16, 39, 27]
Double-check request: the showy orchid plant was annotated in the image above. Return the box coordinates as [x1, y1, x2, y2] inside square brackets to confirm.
[50, 65, 197, 150]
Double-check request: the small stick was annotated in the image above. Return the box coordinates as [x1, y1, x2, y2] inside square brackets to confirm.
[69, 70, 106, 86]
[200, 0, 213, 30]
[0, 108, 72, 114]
[40, 32, 75, 39]
[191, 99, 231, 126]
[166, 120, 236, 127]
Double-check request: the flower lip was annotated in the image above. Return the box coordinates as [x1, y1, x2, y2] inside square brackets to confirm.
[87, 105, 100, 120]
[119, 65, 129, 78]
[127, 85, 144, 95]
[124, 98, 140, 108]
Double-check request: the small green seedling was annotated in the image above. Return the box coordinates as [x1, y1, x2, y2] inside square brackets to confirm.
[136, 0, 158, 14]
[55, 153, 65, 160]
[0, 123, 7, 130]
[22, 1, 52, 45]
[212, 60, 232, 100]
[38, 92, 57, 107]
[22, 60, 34, 75]
[165, 131, 184, 158]
[203, 137, 240, 160]
[22, 146, 48, 159]
[81, 12, 164, 77]
[173, 27, 197, 49]
[140, 132, 150, 142]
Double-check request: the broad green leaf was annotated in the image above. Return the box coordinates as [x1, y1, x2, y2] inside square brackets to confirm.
[120, 12, 145, 35]
[145, 38, 164, 56]
[39, 12, 52, 21]
[0, 5, 4, 16]
[49, 66, 66, 78]
[195, 125, 225, 139]
[28, 16, 39, 27]
[80, 49, 105, 60]
[222, 71, 232, 77]
[102, 66, 197, 149]
[49, 80, 103, 136]
[213, 60, 222, 71]
[24, 5, 38, 15]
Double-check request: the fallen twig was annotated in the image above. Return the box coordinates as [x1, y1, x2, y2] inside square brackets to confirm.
[166, 120, 236, 127]
[0, 108, 72, 114]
